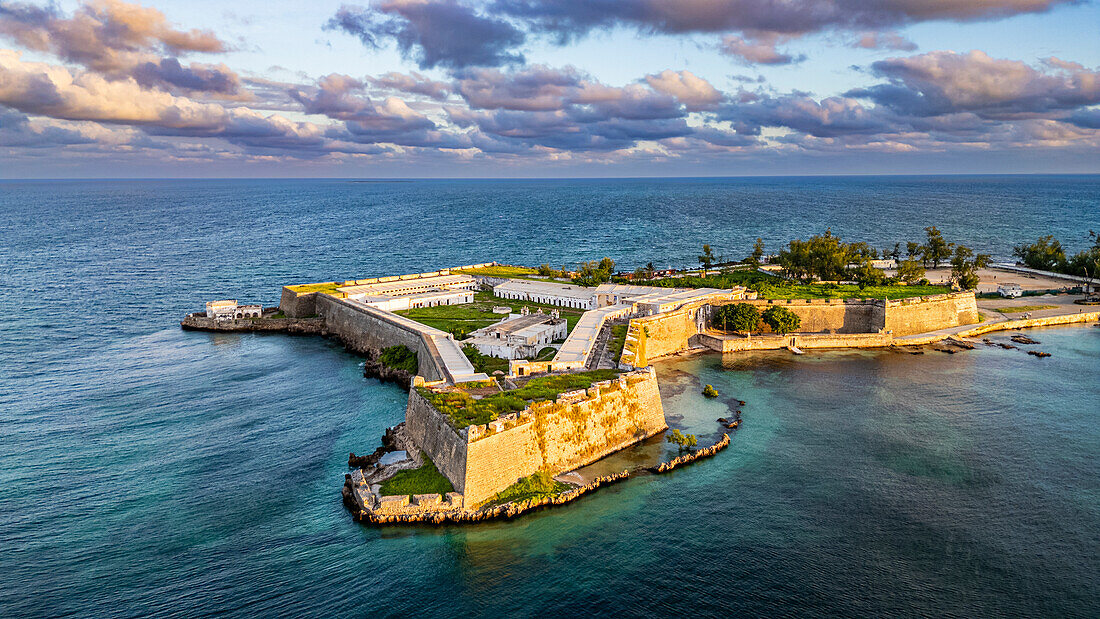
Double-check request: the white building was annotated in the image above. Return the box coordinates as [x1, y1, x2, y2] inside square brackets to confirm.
[997, 283, 1024, 298]
[493, 280, 596, 310]
[338, 273, 477, 310]
[465, 311, 568, 360]
[205, 300, 262, 321]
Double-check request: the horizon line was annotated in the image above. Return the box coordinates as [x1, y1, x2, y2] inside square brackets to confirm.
[2, 172, 1099, 182]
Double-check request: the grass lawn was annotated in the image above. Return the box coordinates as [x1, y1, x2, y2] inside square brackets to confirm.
[420, 368, 622, 429]
[483, 471, 570, 507]
[462, 345, 511, 375]
[534, 346, 557, 361]
[454, 265, 553, 281]
[993, 305, 1057, 314]
[636, 270, 952, 300]
[396, 291, 584, 338]
[378, 456, 454, 499]
[607, 324, 627, 363]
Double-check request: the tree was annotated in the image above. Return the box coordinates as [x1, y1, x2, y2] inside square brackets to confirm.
[714, 303, 760, 333]
[1013, 235, 1066, 271]
[896, 258, 926, 284]
[852, 260, 886, 289]
[666, 428, 698, 452]
[906, 241, 922, 259]
[775, 229, 851, 281]
[950, 245, 981, 290]
[762, 305, 801, 335]
[921, 226, 954, 268]
[572, 258, 616, 286]
[645, 262, 656, 279]
[698, 244, 716, 277]
[747, 238, 765, 267]
[632, 266, 648, 280]
[537, 263, 557, 277]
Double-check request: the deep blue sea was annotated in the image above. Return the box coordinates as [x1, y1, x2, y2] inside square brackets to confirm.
[1, 176, 1098, 617]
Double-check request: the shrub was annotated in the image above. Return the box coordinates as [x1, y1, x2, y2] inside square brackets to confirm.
[761, 305, 801, 335]
[713, 303, 760, 332]
[666, 428, 698, 452]
[702, 384, 719, 398]
[378, 344, 418, 374]
[488, 470, 570, 506]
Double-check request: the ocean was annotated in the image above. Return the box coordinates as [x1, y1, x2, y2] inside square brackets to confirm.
[1, 176, 1097, 617]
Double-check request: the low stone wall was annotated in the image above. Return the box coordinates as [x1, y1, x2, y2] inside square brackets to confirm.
[180, 314, 324, 334]
[695, 331, 894, 353]
[650, 433, 730, 473]
[958, 310, 1100, 337]
[625, 292, 979, 365]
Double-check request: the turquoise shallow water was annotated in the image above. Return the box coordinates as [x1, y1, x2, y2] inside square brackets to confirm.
[1, 177, 1098, 617]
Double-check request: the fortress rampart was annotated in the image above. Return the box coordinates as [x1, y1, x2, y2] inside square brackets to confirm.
[623, 292, 979, 366]
[406, 368, 667, 506]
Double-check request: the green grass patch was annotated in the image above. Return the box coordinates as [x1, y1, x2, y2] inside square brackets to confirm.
[461, 345, 511, 375]
[420, 368, 622, 429]
[993, 305, 1057, 314]
[396, 290, 584, 338]
[378, 456, 454, 499]
[484, 471, 570, 507]
[379, 344, 418, 374]
[635, 270, 951, 300]
[535, 346, 557, 361]
[607, 324, 628, 363]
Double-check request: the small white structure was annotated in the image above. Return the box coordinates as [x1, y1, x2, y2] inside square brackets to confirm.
[465, 311, 568, 360]
[493, 280, 596, 310]
[205, 300, 262, 321]
[997, 283, 1024, 298]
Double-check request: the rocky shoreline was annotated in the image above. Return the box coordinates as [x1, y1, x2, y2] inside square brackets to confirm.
[345, 432, 732, 526]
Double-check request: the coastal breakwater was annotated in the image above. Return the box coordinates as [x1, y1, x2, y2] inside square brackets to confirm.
[958, 310, 1100, 338]
[407, 367, 668, 506]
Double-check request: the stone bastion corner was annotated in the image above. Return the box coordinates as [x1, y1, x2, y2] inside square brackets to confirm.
[404, 367, 667, 506]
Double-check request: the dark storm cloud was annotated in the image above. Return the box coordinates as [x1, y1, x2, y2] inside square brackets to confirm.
[325, 1, 525, 69]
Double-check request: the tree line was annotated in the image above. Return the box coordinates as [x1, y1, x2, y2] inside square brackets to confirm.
[1012, 232, 1100, 280]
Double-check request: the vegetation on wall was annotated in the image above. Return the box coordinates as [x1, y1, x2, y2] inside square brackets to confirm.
[378, 456, 454, 499]
[608, 324, 628, 362]
[378, 344, 418, 374]
[420, 369, 623, 429]
[287, 282, 342, 294]
[485, 470, 570, 507]
[630, 270, 949, 300]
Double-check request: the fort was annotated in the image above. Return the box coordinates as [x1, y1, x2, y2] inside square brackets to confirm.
[180, 261, 1097, 524]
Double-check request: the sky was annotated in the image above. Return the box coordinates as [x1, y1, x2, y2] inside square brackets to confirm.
[0, 0, 1098, 177]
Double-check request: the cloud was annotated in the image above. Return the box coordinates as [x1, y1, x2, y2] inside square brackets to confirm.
[644, 70, 723, 109]
[325, 1, 525, 69]
[852, 31, 917, 51]
[492, 0, 1074, 37]
[367, 71, 451, 99]
[720, 33, 804, 65]
[848, 50, 1100, 119]
[0, 0, 243, 96]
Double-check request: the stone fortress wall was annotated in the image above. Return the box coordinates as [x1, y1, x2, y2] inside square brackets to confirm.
[405, 368, 667, 506]
[623, 292, 979, 366]
[317, 294, 451, 382]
